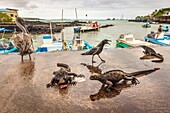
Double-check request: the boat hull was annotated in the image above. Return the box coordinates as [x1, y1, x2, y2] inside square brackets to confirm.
[144, 37, 170, 46]
[74, 27, 99, 33]
[116, 40, 132, 48]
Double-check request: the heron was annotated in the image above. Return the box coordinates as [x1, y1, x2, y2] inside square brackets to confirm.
[81, 39, 111, 63]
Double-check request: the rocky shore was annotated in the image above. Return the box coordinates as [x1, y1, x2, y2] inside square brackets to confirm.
[0, 21, 85, 34]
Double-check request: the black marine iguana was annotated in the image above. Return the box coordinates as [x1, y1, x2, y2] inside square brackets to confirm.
[140, 45, 164, 63]
[81, 62, 160, 91]
[90, 67, 160, 91]
[46, 63, 84, 88]
[81, 39, 111, 63]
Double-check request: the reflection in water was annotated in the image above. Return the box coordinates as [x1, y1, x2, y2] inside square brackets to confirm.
[140, 54, 164, 63]
[90, 81, 133, 101]
[81, 62, 103, 74]
[19, 61, 35, 83]
[52, 84, 76, 96]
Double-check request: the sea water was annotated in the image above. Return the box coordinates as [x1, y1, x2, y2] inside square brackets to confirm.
[34, 20, 169, 48]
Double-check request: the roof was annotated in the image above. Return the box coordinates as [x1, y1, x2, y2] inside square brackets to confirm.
[0, 8, 10, 12]
[6, 8, 18, 11]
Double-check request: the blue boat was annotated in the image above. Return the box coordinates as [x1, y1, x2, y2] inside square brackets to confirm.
[36, 35, 93, 52]
[144, 33, 170, 46]
[0, 47, 18, 54]
[36, 36, 63, 52]
[161, 25, 169, 32]
[0, 28, 14, 33]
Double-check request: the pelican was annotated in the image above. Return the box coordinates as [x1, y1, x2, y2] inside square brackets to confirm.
[13, 17, 34, 61]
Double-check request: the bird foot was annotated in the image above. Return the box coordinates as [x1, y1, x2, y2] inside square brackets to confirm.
[92, 61, 96, 63]
[101, 60, 105, 63]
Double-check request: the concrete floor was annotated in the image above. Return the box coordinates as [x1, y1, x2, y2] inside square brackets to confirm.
[0, 46, 170, 113]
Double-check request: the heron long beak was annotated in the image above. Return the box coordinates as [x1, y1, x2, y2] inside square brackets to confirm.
[107, 40, 112, 45]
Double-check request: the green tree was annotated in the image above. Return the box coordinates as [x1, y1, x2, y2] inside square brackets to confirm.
[0, 12, 12, 22]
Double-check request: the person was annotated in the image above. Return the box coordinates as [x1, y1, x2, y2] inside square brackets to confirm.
[154, 25, 162, 38]
[158, 25, 162, 33]
[147, 31, 155, 38]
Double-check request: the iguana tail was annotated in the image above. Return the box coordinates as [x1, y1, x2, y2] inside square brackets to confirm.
[127, 68, 160, 77]
[151, 53, 164, 63]
[57, 63, 71, 72]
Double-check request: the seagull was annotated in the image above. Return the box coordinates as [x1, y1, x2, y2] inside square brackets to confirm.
[81, 39, 111, 63]
[13, 17, 34, 61]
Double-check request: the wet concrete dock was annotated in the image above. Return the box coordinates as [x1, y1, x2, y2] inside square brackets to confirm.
[0, 46, 170, 113]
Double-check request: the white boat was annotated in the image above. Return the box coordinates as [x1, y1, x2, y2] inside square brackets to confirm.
[36, 36, 64, 52]
[116, 34, 155, 48]
[67, 35, 93, 51]
[74, 21, 99, 32]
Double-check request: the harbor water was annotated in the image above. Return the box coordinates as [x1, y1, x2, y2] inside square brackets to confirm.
[34, 20, 169, 48]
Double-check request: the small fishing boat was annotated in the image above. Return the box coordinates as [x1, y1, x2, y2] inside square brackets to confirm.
[142, 22, 151, 28]
[74, 21, 99, 32]
[67, 35, 93, 51]
[0, 40, 18, 54]
[36, 35, 64, 52]
[144, 32, 170, 46]
[161, 25, 169, 32]
[116, 34, 154, 48]
[0, 28, 14, 33]
[0, 47, 18, 54]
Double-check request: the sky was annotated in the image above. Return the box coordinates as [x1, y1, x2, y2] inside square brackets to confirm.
[0, 0, 169, 19]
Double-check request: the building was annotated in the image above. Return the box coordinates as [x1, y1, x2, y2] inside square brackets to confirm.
[163, 11, 170, 16]
[0, 8, 19, 22]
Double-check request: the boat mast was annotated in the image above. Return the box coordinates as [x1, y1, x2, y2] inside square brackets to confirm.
[75, 8, 78, 21]
[50, 22, 53, 37]
[61, 9, 64, 49]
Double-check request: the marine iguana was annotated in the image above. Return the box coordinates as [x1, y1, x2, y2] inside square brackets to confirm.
[46, 63, 85, 88]
[140, 45, 164, 63]
[80, 62, 103, 74]
[81, 39, 111, 63]
[90, 68, 160, 91]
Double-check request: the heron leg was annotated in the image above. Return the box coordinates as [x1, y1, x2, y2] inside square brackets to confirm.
[29, 54, 32, 60]
[98, 55, 105, 62]
[92, 55, 96, 63]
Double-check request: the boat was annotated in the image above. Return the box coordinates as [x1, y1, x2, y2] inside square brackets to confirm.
[116, 34, 154, 48]
[36, 35, 65, 52]
[0, 28, 14, 33]
[0, 47, 18, 54]
[74, 21, 100, 32]
[142, 22, 151, 28]
[144, 32, 170, 46]
[161, 25, 169, 32]
[0, 39, 18, 54]
[67, 35, 93, 51]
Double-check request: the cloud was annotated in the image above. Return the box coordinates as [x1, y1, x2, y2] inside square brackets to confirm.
[0, 0, 38, 10]
[0, 0, 169, 19]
